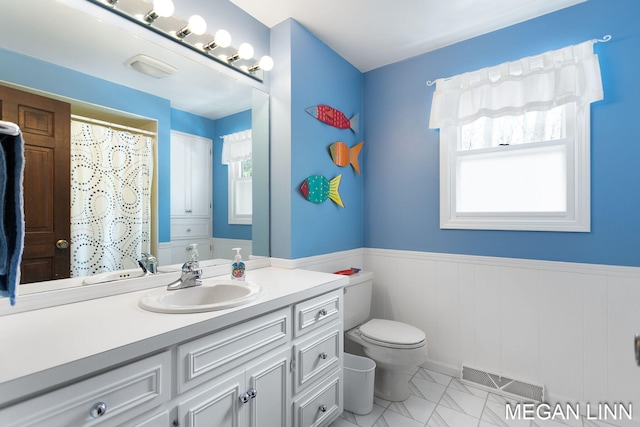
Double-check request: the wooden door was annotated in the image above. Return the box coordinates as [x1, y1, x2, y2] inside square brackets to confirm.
[0, 85, 71, 283]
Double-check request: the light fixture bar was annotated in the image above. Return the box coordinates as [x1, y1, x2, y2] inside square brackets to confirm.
[89, 0, 272, 81]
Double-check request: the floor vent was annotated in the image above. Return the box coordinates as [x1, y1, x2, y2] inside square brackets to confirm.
[461, 365, 544, 402]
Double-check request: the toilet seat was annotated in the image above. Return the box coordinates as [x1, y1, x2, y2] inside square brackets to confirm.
[359, 319, 426, 349]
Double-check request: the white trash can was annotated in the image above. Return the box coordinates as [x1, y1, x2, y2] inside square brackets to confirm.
[343, 352, 376, 415]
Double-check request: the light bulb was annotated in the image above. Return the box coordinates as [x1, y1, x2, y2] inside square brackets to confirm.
[188, 15, 207, 35]
[153, 0, 174, 17]
[214, 29, 232, 48]
[258, 55, 274, 71]
[176, 14, 207, 39]
[238, 43, 254, 60]
[144, 0, 173, 23]
[248, 55, 275, 73]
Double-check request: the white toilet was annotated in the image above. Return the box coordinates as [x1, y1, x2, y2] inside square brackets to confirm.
[344, 271, 427, 402]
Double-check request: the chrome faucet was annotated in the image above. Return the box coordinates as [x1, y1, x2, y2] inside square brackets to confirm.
[138, 252, 158, 275]
[167, 261, 202, 290]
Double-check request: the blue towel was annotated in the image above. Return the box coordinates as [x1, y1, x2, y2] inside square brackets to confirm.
[0, 131, 25, 306]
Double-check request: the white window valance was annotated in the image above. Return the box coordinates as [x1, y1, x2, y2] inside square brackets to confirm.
[221, 129, 252, 164]
[429, 40, 604, 129]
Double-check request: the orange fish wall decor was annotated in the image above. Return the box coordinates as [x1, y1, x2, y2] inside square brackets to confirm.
[329, 141, 364, 175]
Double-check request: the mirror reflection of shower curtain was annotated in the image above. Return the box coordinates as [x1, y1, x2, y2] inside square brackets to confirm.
[70, 121, 153, 276]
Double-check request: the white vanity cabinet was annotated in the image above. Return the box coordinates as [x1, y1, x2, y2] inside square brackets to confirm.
[0, 271, 347, 427]
[174, 289, 344, 427]
[175, 307, 291, 426]
[291, 289, 344, 427]
[0, 351, 172, 427]
[177, 347, 290, 427]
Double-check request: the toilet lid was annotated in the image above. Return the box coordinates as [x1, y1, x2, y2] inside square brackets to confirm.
[359, 319, 426, 349]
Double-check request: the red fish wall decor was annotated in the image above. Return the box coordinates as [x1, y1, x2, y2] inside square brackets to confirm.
[305, 105, 359, 133]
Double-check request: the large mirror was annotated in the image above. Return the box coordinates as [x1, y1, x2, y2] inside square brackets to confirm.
[0, 0, 269, 296]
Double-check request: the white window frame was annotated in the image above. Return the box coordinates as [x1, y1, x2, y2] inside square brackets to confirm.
[228, 158, 252, 225]
[440, 102, 591, 232]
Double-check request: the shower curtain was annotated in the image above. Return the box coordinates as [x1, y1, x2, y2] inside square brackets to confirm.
[70, 121, 153, 276]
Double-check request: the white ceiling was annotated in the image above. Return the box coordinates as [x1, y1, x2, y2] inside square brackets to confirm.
[0, 0, 585, 121]
[229, 0, 586, 72]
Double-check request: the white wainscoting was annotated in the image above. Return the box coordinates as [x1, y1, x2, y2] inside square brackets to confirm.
[212, 238, 252, 260]
[159, 239, 252, 266]
[363, 248, 640, 425]
[262, 247, 640, 423]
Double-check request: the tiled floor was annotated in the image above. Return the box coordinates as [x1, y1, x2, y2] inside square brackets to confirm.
[329, 368, 623, 427]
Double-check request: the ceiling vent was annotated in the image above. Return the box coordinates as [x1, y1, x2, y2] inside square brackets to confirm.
[124, 54, 177, 78]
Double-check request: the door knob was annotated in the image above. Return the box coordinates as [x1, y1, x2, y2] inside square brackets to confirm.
[56, 239, 69, 249]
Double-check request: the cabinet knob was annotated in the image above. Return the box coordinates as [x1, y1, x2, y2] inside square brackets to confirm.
[90, 402, 107, 418]
[318, 308, 327, 316]
[56, 239, 69, 250]
[319, 352, 328, 360]
[186, 228, 192, 232]
[240, 388, 257, 404]
[319, 404, 328, 413]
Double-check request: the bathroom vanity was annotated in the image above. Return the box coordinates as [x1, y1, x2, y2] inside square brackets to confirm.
[0, 267, 347, 427]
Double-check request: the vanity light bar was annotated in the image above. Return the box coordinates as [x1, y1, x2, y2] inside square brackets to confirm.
[92, 0, 273, 81]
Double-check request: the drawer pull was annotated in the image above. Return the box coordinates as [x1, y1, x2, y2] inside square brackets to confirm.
[186, 228, 192, 232]
[318, 308, 327, 317]
[319, 404, 328, 413]
[319, 352, 328, 360]
[90, 402, 107, 418]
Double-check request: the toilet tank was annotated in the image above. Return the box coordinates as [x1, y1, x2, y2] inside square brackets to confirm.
[343, 271, 374, 330]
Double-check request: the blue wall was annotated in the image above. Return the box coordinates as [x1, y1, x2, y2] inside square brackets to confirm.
[363, 0, 640, 267]
[213, 110, 252, 241]
[289, 21, 365, 258]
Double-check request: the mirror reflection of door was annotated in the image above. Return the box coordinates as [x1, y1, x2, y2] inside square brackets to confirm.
[0, 84, 71, 283]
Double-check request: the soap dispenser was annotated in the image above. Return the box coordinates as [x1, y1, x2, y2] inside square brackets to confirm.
[231, 247, 245, 281]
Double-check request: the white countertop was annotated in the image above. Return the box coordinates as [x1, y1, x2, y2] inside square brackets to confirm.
[0, 267, 347, 406]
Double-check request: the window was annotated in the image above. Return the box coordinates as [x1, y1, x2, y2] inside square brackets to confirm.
[430, 40, 604, 232]
[222, 130, 252, 225]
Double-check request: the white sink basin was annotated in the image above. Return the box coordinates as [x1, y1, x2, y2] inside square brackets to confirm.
[138, 279, 262, 313]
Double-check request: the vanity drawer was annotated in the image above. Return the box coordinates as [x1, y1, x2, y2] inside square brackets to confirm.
[177, 307, 290, 393]
[293, 373, 342, 427]
[0, 351, 171, 427]
[294, 289, 342, 338]
[293, 325, 342, 394]
[170, 218, 210, 239]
